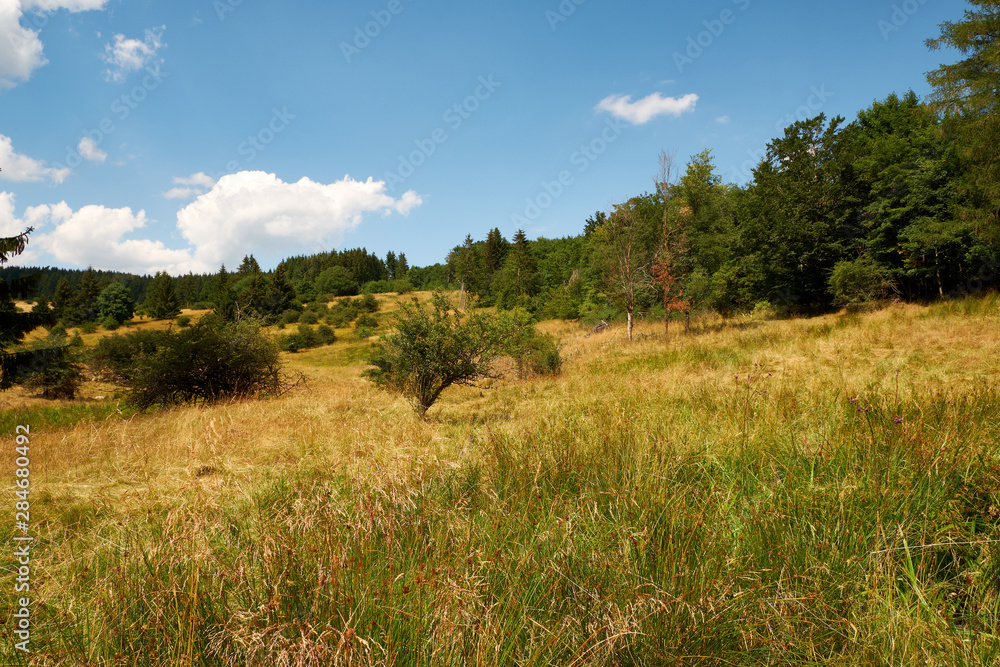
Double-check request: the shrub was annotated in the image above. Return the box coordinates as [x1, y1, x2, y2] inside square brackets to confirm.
[19, 345, 83, 399]
[189, 301, 215, 311]
[176, 315, 192, 327]
[299, 310, 319, 325]
[102, 317, 120, 331]
[278, 333, 306, 353]
[298, 323, 320, 348]
[360, 293, 380, 313]
[829, 256, 896, 306]
[509, 330, 562, 377]
[316, 324, 336, 345]
[316, 266, 359, 297]
[47, 324, 67, 341]
[79, 322, 99, 334]
[89, 319, 286, 410]
[364, 292, 531, 418]
[361, 280, 393, 294]
[393, 279, 415, 294]
[326, 300, 359, 327]
[281, 309, 300, 325]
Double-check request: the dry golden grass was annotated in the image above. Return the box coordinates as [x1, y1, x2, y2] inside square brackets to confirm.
[4, 293, 1000, 665]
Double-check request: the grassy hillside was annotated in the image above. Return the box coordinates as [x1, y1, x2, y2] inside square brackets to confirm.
[3, 294, 1000, 665]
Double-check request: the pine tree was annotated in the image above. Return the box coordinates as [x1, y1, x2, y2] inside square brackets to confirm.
[1, 225, 59, 390]
[238, 254, 262, 275]
[51, 278, 75, 323]
[511, 229, 537, 298]
[385, 251, 397, 280]
[214, 264, 237, 322]
[266, 263, 295, 318]
[144, 271, 181, 320]
[396, 252, 409, 277]
[925, 1, 1000, 231]
[71, 266, 103, 324]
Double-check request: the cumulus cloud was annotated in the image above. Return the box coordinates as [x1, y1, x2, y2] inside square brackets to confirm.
[0, 1, 108, 90]
[0, 192, 43, 264]
[163, 172, 215, 200]
[0, 134, 71, 183]
[3, 172, 423, 273]
[78, 136, 106, 162]
[0, 4, 46, 90]
[101, 25, 165, 83]
[596, 92, 699, 125]
[176, 171, 423, 267]
[30, 202, 200, 274]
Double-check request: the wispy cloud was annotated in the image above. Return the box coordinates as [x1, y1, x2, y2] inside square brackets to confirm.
[596, 92, 698, 125]
[162, 172, 216, 200]
[78, 136, 106, 162]
[101, 25, 165, 83]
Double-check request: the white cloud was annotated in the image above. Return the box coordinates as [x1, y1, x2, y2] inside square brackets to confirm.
[77, 136, 106, 162]
[31, 202, 199, 274]
[716, 115, 731, 124]
[3, 171, 423, 273]
[0, 1, 108, 90]
[101, 25, 165, 83]
[596, 92, 699, 125]
[174, 172, 216, 189]
[0, 3, 46, 90]
[176, 171, 423, 268]
[162, 187, 201, 200]
[23, 1, 108, 10]
[162, 172, 216, 200]
[0, 192, 45, 264]
[0, 134, 71, 183]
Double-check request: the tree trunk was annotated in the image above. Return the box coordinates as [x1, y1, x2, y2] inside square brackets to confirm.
[935, 248, 944, 297]
[627, 309, 634, 341]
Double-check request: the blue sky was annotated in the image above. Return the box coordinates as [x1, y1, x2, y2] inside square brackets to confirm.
[0, 0, 967, 274]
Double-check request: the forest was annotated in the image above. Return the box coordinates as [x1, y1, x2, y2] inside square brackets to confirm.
[2, 2, 999, 336]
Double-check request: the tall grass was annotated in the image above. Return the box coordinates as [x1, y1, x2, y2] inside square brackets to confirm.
[3, 296, 1000, 665]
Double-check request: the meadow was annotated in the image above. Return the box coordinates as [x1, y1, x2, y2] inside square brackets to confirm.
[2, 293, 1000, 666]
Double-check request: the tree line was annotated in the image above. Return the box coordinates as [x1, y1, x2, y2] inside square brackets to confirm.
[4, 2, 999, 340]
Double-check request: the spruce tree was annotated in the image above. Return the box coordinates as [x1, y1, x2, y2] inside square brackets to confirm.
[144, 271, 181, 320]
[1, 225, 59, 389]
[266, 263, 295, 318]
[214, 264, 237, 322]
[71, 266, 103, 324]
[925, 0, 1000, 231]
[237, 254, 261, 275]
[51, 277, 75, 323]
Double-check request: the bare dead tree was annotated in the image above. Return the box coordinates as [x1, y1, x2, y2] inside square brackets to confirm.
[594, 200, 656, 342]
[652, 150, 692, 336]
